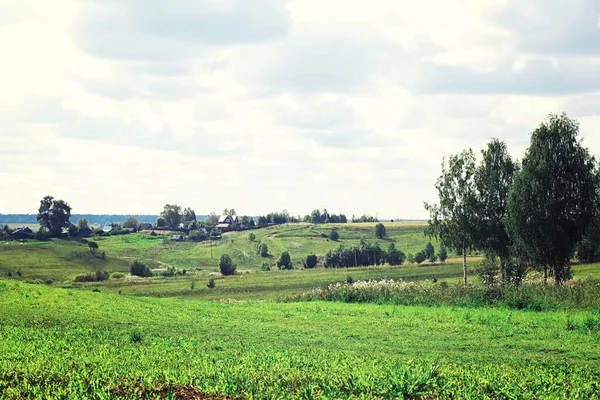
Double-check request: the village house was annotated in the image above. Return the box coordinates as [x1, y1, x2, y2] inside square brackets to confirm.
[216, 215, 239, 232]
[11, 227, 35, 240]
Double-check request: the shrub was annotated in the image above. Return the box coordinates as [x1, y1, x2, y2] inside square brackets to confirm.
[437, 245, 448, 263]
[385, 243, 406, 266]
[35, 227, 51, 241]
[190, 281, 196, 290]
[413, 250, 427, 264]
[261, 263, 271, 271]
[110, 272, 125, 279]
[219, 254, 236, 276]
[129, 328, 143, 343]
[130, 260, 152, 277]
[277, 251, 293, 270]
[304, 254, 318, 269]
[478, 258, 500, 287]
[16, 269, 22, 277]
[329, 229, 340, 241]
[249, 233, 256, 242]
[206, 278, 215, 289]
[160, 267, 176, 277]
[189, 230, 207, 242]
[375, 223, 386, 239]
[72, 270, 109, 282]
[258, 243, 269, 257]
[91, 288, 101, 293]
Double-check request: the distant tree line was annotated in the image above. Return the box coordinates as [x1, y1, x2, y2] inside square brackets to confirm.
[301, 209, 348, 224]
[0, 214, 161, 226]
[425, 113, 599, 286]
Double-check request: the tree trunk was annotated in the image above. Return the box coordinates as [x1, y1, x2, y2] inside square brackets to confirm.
[463, 250, 467, 287]
[553, 265, 561, 286]
[543, 265, 548, 285]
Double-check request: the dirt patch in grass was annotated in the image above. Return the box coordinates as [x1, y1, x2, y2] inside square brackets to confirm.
[157, 385, 238, 399]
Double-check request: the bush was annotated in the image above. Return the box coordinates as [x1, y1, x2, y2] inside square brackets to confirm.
[110, 272, 125, 279]
[207, 278, 215, 288]
[304, 254, 318, 269]
[437, 245, 448, 263]
[189, 230, 207, 242]
[329, 229, 340, 241]
[258, 243, 269, 257]
[375, 223, 386, 239]
[160, 267, 176, 277]
[190, 281, 196, 290]
[385, 243, 406, 266]
[219, 254, 236, 276]
[413, 250, 427, 264]
[277, 251, 293, 270]
[130, 260, 152, 277]
[72, 270, 109, 282]
[478, 257, 500, 286]
[35, 227, 51, 241]
[249, 233, 256, 242]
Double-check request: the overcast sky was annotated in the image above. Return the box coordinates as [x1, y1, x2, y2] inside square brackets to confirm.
[1, 0, 599, 219]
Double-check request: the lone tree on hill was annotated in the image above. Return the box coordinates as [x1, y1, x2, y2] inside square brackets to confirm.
[375, 223, 386, 239]
[219, 254, 236, 276]
[36, 195, 72, 237]
[508, 113, 599, 285]
[277, 251, 293, 270]
[123, 216, 139, 229]
[475, 139, 519, 284]
[425, 149, 479, 287]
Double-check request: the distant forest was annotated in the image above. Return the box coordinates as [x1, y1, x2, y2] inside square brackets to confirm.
[0, 214, 173, 226]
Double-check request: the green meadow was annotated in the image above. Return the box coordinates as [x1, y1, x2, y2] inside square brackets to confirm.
[1, 280, 599, 399]
[1, 222, 600, 398]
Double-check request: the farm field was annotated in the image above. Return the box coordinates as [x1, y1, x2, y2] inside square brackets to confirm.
[1, 279, 599, 399]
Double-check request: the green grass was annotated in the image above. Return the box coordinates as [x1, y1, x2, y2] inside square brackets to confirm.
[1, 280, 599, 398]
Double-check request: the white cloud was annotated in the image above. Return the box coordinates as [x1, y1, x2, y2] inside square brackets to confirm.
[1, 0, 599, 219]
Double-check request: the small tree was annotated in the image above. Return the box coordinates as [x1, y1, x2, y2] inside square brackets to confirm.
[88, 241, 99, 254]
[425, 149, 479, 287]
[249, 233, 256, 242]
[258, 243, 269, 257]
[438, 244, 448, 263]
[413, 250, 427, 264]
[156, 216, 167, 228]
[130, 260, 152, 277]
[375, 223, 386, 239]
[76, 218, 92, 237]
[123, 216, 139, 229]
[329, 229, 340, 241]
[304, 254, 318, 269]
[161, 204, 182, 228]
[385, 242, 406, 265]
[424, 242, 435, 259]
[206, 278, 215, 288]
[277, 251, 293, 270]
[219, 254, 236, 276]
[67, 223, 79, 238]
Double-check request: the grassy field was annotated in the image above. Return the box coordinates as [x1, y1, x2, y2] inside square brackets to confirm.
[1, 279, 599, 399]
[0, 222, 447, 279]
[2, 221, 600, 398]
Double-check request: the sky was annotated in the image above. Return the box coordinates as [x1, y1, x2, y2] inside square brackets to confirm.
[1, 0, 599, 219]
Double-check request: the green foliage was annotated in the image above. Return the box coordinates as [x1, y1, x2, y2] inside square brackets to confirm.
[304, 254, 318, 269]
[424, 242, 435, 259]
[413, 250, 427, 264]
[206, 278, 215, 289]
[258, 243, 269, 258]
[188, 229, 207, 242]
[34, 227, 52, 241]
[67, 223, 78, 238]
[276, 251, 293, 270]
[130, 260, 152, 278]
[161, 204, 182, 229]
[87, 241, 99, 253]
[324, 242, 383, 268]
[129, 328, 143, 343]
[183, 207, 196, 224]
[72, 270, 109, 282]
[508, 113, 599, 285]
[156, 217, 167, 228]
[437, 245, 448, 263]
[110, 272, 125, 279]
[375, 223, 386, 239]
[425, 149, 479, 286]
[248, 233, 256, 242]
[477, 257, 500, 287]
[385, 243, 406, 266]
[475, 139, 518, 282]
[123, 216, 139, 229]
[36, 196, 72, 237]
[329, 228, 340, 241]
[219, 254, 236, 276]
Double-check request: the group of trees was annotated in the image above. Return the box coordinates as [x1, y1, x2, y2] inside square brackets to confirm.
[426, 113, 599, 286]
[301, 209, 348, 224]
[324, 241, 405, 268]
[352, 214, 379, 223]
[410, 242, 447, 265]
